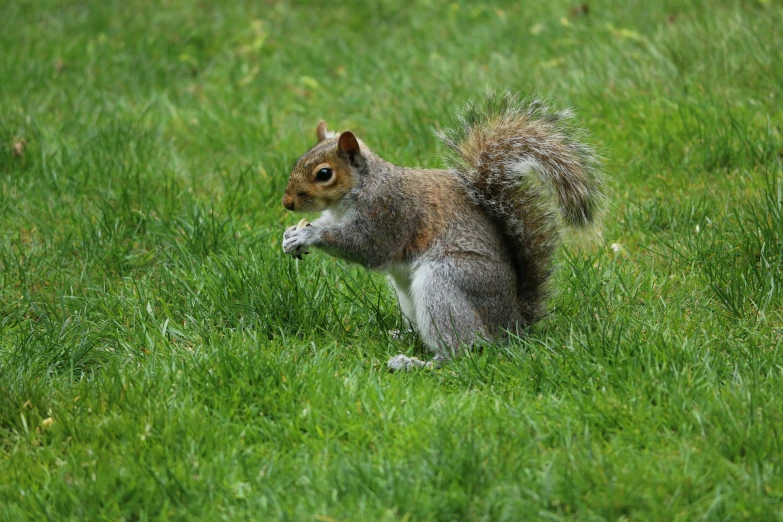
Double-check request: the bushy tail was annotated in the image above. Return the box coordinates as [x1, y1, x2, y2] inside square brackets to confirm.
[437, 90, 606, 323]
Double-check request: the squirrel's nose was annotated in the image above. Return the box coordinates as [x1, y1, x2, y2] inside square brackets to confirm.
[282, 195, 294, 211]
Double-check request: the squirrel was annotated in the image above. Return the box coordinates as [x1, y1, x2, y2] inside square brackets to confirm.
[281, 91, 606, 370]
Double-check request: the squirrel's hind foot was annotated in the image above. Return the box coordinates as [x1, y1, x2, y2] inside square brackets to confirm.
[387, 354, 435, 372]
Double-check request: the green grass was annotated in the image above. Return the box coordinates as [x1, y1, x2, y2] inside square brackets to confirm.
[1, 0, 782, 520]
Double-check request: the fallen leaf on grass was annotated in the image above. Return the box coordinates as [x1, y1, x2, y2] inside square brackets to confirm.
[300, 76, 320, 89]
[607, 23, 644, 41]
[539, 57, 565, 69]
[12, 138, 27, 158]
[570, 3, 589, 17]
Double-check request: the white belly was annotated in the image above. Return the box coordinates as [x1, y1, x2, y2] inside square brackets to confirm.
[386, 263, 417, 327]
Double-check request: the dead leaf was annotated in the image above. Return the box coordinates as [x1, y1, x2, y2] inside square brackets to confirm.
[12, 138, 27, 158]
[570, 3, 589, 17]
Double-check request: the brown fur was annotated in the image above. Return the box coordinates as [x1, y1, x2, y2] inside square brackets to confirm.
[283, 138, 357, 212]
[399, 169, 461, 256]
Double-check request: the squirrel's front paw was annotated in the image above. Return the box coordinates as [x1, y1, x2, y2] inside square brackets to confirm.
[282, 227, 312, 256]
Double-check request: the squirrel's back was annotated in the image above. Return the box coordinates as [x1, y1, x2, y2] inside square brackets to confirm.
[437, 90, 606, 323]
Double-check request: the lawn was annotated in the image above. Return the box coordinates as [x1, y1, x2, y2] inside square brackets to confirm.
[1, 0, 782, 520]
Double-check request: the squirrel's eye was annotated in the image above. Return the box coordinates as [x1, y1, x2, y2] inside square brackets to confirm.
[315, 167, 333, 182]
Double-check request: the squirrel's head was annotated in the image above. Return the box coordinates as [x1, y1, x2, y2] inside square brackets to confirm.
[282, 120, 363, 213]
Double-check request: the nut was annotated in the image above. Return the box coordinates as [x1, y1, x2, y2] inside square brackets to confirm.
[293, 219, 311, 259]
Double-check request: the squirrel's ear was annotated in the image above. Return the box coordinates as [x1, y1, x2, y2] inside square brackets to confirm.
[338, 131, 360, 156]
[316, 120, 328, 142]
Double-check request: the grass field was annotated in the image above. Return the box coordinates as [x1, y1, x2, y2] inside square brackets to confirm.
[1, 0, 782, 520]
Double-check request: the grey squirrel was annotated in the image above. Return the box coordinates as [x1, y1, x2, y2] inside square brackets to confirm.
[281, 91, 606, 370]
